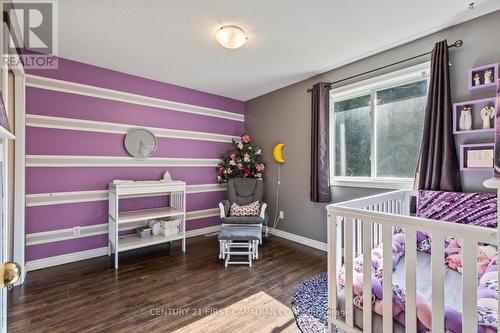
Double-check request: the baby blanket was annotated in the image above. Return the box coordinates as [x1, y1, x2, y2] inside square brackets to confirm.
[338, 230, 498, 333]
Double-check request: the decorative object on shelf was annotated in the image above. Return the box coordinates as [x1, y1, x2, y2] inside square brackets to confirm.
[136, 226, 152, 238]
[480, 105, 495, 129]
[474, 73, 481, 86]
[467, 149, 493, 168]
[149, 219, 181, 236]
[453, 97, 497, 134]
[461, 144, 494, 170]
[161, 170, 172, 182]
[484, 70, 494, 84]
[469, 63, 498, 91]
[124, 128, 158, 158]
[216, 132, 265, 183]
[459, 106, 473, 131]
[149, 220, 162, 235]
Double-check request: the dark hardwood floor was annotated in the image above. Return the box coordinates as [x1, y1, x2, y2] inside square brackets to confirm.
[8, 235, 326, 333]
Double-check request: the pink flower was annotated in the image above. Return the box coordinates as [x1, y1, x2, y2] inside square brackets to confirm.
[446, 254, 462, 271]
[242, 135, 250, 143]
[237, 163, 243, 170]
[230, 153, 236, 159]
[256, 163, 265, 172]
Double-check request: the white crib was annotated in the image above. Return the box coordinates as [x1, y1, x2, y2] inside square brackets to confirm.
[326, 188, 500, 333]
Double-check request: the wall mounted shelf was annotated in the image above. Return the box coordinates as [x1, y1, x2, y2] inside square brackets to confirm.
[453, 97, 497, 134]
[468, 63, 498, 91]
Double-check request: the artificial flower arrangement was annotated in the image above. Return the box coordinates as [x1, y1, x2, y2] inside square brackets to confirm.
[216, 133, 266, 183]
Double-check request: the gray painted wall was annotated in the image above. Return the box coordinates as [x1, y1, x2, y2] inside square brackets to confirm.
[245, 11, 500, 243]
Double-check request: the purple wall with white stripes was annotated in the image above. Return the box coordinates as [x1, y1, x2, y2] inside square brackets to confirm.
[25, 58, 244, 264]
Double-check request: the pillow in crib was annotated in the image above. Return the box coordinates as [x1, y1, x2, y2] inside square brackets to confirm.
[230, 201, 260, 217]
[417, 190, 497, 228]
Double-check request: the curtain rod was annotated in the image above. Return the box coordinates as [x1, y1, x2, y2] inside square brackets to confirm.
[306, 40, 463, 93]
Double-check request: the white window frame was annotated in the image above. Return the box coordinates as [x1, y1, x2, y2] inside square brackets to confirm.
[330, 62, 430, 190]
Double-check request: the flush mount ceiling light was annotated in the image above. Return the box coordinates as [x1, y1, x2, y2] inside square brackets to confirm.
[215, 25, 247, 49]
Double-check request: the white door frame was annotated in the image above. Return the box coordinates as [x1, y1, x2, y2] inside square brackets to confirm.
[11, 63, 25, 285]
[0, 2, 24, 332]
[1, 142, 6, 333]
[1, 0, 27, 284]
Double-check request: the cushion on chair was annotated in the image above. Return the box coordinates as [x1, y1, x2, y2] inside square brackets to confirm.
[230, 200, 260, 217]
[221, 216, 264, 225]
[218, 226, 261, 241]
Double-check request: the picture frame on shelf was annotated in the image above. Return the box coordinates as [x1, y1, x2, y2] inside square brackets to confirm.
[460, 143, 494, 171]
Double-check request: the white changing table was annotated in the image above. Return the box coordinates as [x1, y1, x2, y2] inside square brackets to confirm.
[108, 181, 186, 269]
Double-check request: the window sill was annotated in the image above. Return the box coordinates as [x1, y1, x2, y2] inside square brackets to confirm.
[331, 178, 414, 190]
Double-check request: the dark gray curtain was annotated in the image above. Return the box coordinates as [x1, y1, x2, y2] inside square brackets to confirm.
[310, 82, 332, 202]
[415, 40, 462, 191]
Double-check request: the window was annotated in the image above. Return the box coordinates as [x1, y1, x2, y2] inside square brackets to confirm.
[330, 63, 430, 189]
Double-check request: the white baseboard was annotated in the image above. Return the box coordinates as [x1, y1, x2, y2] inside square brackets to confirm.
[25, 247, 109, 272]
[268, 227, 327, 252]
[25, 225, 223, 272]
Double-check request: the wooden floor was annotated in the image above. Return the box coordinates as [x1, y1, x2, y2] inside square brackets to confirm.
[8, 235, 326, 333]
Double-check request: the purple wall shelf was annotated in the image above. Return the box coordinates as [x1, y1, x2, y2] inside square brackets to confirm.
[460, 143, 494, 171]
[468, 63, 498, 91]
[453, 97, 497, 134]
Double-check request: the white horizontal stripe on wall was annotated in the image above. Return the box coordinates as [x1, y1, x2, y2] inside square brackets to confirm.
[25, 225, 222, 271]
[26, 114, 236, 143]
[26, 184, 227, 207]
[26, 74, 245, 122]
[26, 208, 220, 246]
[26, 155, 220, 167]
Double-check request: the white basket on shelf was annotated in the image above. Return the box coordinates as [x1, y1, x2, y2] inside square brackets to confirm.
[150, 218, 182, 237]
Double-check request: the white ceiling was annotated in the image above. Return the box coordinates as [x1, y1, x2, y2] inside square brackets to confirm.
[50, 0, 500, 101]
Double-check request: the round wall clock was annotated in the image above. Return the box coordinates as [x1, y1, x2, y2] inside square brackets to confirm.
[124, 128, 158, 158]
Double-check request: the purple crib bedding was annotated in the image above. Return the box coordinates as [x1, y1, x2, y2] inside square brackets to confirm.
[337, 251, 463, 333]
[336, 190, 498, 333]
[417, 190, 497, 228]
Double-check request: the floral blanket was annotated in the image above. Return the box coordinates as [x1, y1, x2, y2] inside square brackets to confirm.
[338, 229, 498, 333]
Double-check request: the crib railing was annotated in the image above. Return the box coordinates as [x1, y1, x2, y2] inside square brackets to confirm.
[326, 189, 498, 333]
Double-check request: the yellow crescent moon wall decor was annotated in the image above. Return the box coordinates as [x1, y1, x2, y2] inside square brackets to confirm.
[273, 143, 286, 163]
